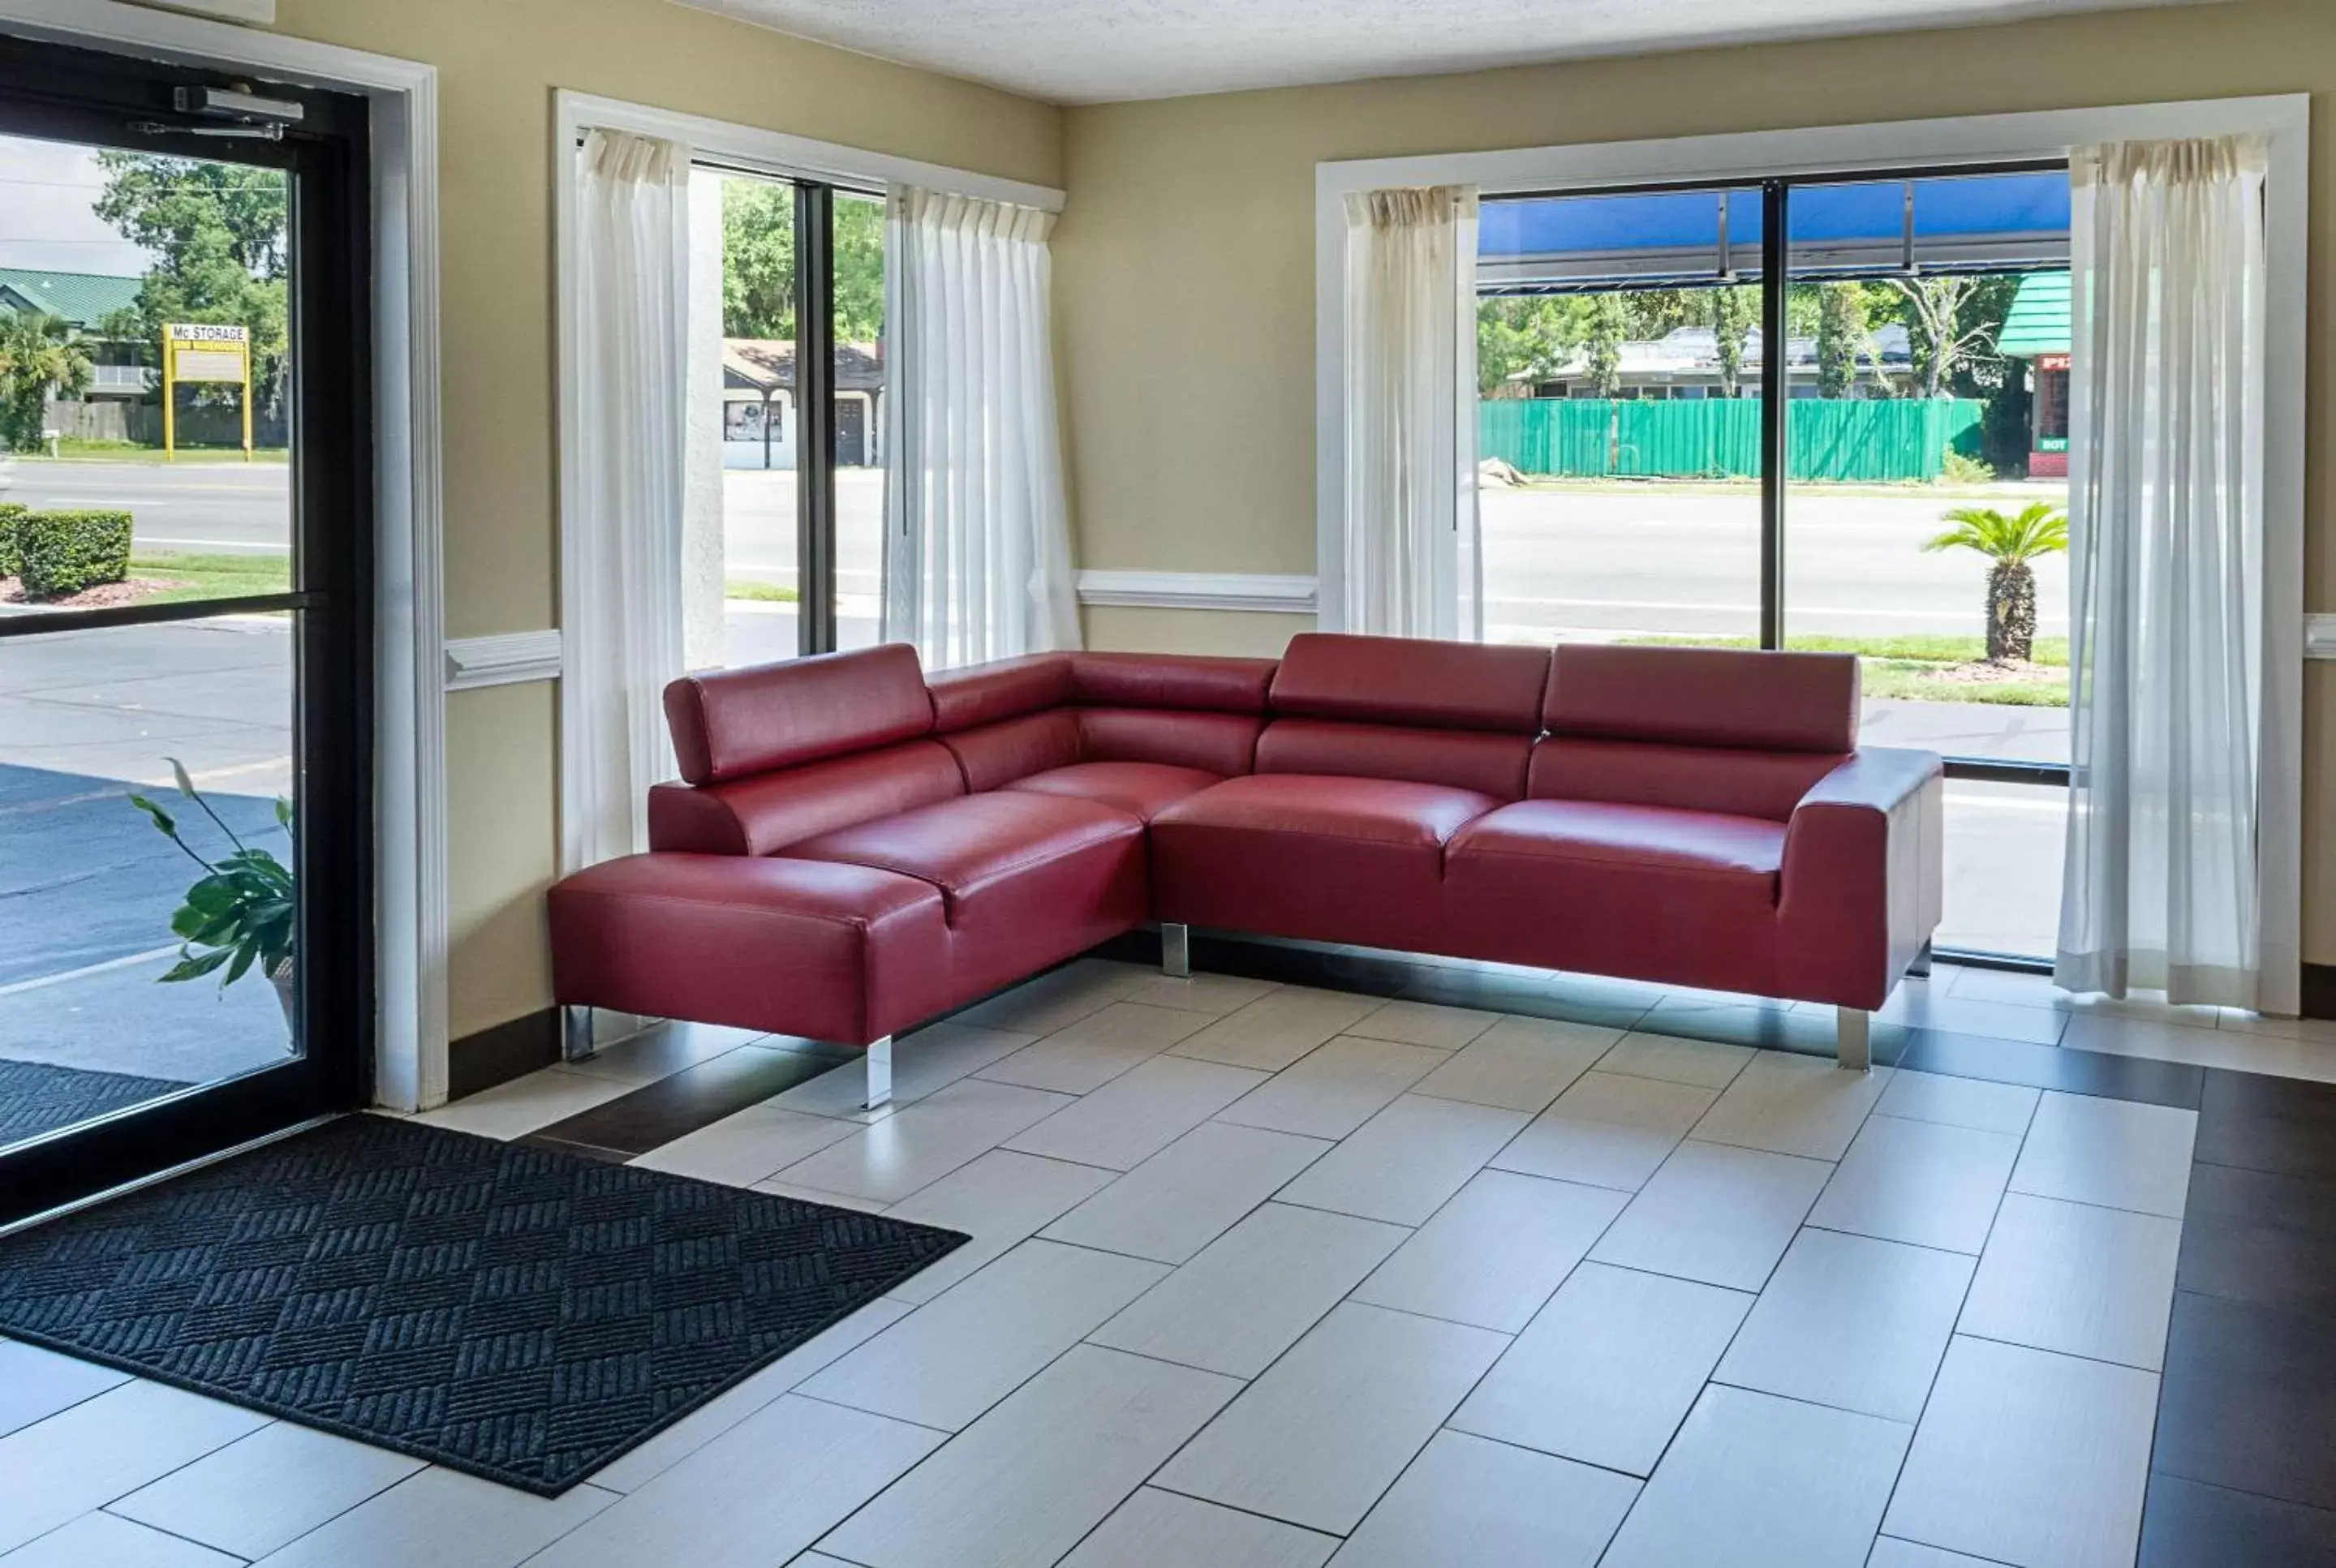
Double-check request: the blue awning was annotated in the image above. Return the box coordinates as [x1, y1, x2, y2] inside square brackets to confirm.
[1478, 170, 2068, 291]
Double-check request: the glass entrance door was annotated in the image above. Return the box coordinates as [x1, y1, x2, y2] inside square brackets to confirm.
[0, 35, 372, 1225]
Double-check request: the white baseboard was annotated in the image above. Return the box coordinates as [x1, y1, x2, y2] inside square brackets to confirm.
[445, 629, 563, 691]
[1076, 570, 1317, 615]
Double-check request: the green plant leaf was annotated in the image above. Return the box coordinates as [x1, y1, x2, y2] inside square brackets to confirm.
[159, 947, 230, 983]
[223, 943, 259, 986]
[128, 793, 176, 836]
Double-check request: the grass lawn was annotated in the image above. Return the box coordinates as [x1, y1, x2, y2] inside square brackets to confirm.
[132, 551, 290, 604]
[1619, 632, 2069, 707]
[725, 579, 799, 602]
[18, 440, 290, 465]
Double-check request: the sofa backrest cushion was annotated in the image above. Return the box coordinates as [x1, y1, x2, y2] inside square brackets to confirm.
[665, 643, 934, 785]
[928, 654, 1077, 733]
[1072, 652, 1276, 713]
[1080, 708, 1261, 775]
[1258, 718, 1529, 799]
[1544, 644, 1858, 753]
[1269, 634, 1551, 732]
[1529, 738, 1848, 823]
[946, 710, 1084, 793]
[647, 739, 965, 856]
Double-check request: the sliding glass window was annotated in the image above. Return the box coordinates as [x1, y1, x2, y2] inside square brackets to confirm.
[694, 165, 887, 668]
[1476, 164, 2072, 964]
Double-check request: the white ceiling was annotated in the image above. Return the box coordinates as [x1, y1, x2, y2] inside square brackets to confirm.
[682, 0, 2211, 105]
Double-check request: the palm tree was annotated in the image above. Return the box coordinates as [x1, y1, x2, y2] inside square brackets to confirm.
[0, 311, 92, 453]
[1922, 501, 2068, 664]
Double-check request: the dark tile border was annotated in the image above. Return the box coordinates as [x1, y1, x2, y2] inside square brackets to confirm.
[523, 1041, 849, 1160]
[2303, 962, 2336, 1023]
[446, 1006, 561, 1100]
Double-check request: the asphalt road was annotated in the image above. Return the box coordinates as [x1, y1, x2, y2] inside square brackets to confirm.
[2, 460, 291, 553]
[4, 462, 2069, 646]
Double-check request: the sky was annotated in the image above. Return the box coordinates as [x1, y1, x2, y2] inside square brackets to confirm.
[0, 131, 157, 277]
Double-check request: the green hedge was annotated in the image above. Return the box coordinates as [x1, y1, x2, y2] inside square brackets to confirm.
[18, 509, 133, 600]
[0, 502, 24, 579]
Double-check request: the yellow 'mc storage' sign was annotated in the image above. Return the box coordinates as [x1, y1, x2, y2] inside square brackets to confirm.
[161, 322, 254, 461]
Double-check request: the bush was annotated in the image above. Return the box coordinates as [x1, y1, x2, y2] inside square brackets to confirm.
[18, 509, 133, 599]
[0, 501, 25, 578]
[1939, 450, 1996, 484]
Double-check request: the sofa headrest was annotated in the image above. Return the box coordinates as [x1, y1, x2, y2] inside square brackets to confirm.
[1268, 633, 1551, 732]
[665, 643, 934, 785]
[1545, 644, 1859, 753]
[1072, 651, 1278, 713]
[929, 655, 1077, 733]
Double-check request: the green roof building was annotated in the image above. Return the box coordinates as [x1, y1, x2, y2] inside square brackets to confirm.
[1996, 271, 2071, 476]
[0, 266, 144, 331]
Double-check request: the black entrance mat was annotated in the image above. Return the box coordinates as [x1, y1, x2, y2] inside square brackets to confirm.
[0, 1115, 967, 1494]
[0, 1059, 188, 1146]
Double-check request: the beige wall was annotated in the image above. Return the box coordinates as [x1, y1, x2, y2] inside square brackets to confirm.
[1052, 0, 2336, 959]
[254, 0, 1060, 1037]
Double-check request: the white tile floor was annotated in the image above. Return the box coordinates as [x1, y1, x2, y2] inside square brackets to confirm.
[6, 958, 2329, 1566]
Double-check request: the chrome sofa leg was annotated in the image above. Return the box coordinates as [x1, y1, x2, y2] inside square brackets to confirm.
[561, 1004, 596, 1063]
[863, 1035, 894, 1110]
[1908, 941, 1934, 979]
[1161, 922, 1191, 979]
[1836, 1007, 1871, 1072]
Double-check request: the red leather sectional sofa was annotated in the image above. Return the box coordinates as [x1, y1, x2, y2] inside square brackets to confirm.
[547, 633, 1942, 1104]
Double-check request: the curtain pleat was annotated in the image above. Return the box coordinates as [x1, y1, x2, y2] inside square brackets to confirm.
[881, 187, 1078, 668]
[572, 129, 688, 868]
[1342, 185, 1480, 639]
[2055, 135, 2268, 1007]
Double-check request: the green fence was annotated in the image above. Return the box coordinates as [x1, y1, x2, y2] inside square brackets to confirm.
[1478, 397, 1985, 483]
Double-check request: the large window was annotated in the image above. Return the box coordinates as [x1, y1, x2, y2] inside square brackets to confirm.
[1476, 166, 2071, 963]
[695, 167, 887, 668]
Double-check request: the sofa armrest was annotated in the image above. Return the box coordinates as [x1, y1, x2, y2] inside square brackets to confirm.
[1776, 747, 1945, 1009]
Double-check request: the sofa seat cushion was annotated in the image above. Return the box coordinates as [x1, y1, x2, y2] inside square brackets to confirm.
[1001, 761, 1224, 823]
[787, 790, 1142, 910]
[1450, 798, 1786, 893]
[1149, 774, 1499, 952]
[548, 853, 955, 1046]
[787, 789, 1151, 1004]
[1440, 799, 1788, 993]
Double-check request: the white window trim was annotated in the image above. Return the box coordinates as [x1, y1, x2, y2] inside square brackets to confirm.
[552, 91, 1065, 880]
[1314, 96, 2311, 1012]
[0, 0, 447, 1106]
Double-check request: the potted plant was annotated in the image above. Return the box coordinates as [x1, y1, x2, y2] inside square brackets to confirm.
[130, 761, 298, 1032]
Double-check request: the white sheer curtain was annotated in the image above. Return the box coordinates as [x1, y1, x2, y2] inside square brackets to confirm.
[2056, 135, 2268, 1007]
[881, 186, 1078, 669]
[568, 128, 688, 868]
[1341, 184, 1480, 639]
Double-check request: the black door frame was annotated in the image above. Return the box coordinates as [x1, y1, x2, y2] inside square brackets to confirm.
[0, 33, 375, 1226]
[1482, 158, 2072, 970]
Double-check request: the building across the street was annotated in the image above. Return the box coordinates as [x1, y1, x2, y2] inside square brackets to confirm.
[0, 265, 149, 403]
[721, 339, 885, 469]
[1996, 270, 2071, 478]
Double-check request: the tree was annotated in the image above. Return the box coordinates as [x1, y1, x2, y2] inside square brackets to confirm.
[1585, 295, 1627, 396]
[721, 179, 886, 343]
[1922, 501, 2068, 663]
[1815, 284, 1866, 399]
[1886, 275, 1999, 400]
[1710, 286, 1753, 398]
[0, 311, 92, 452]
[1475, 295, 1585, 396]
[93, 153, 289, 413]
